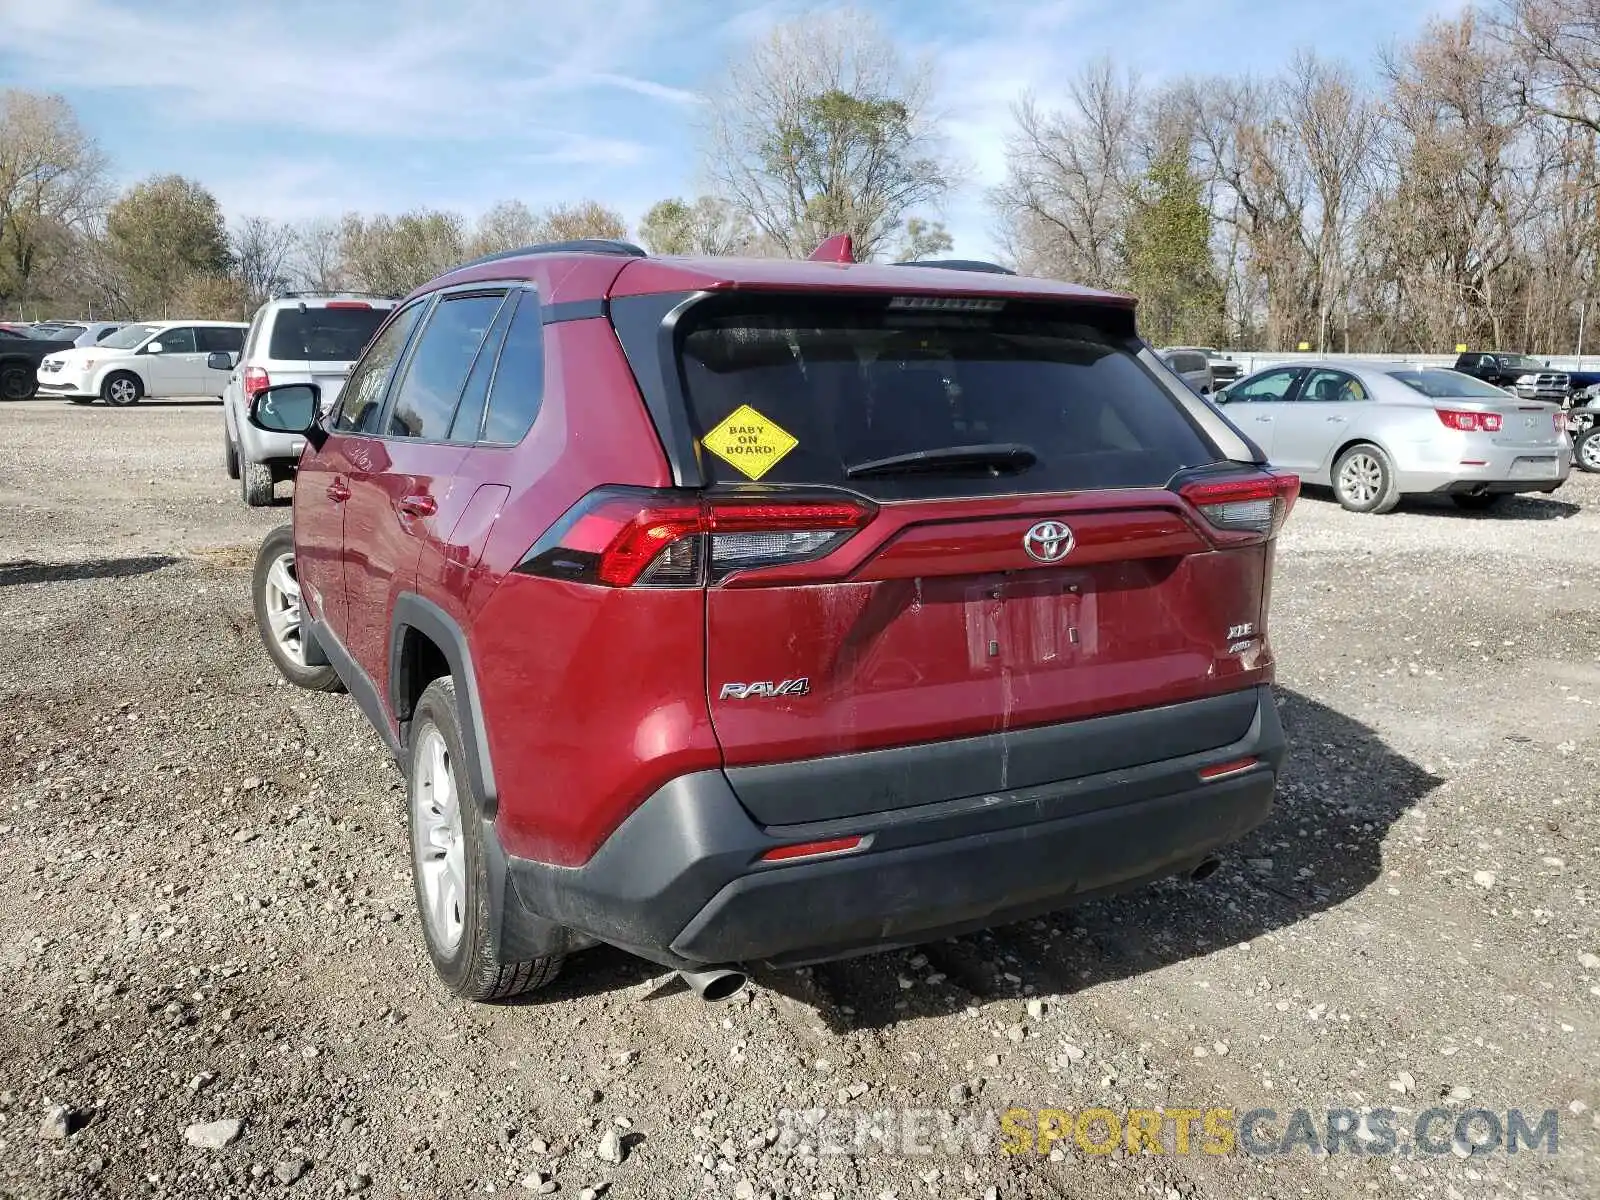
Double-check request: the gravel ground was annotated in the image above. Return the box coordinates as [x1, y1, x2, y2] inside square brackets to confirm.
[0, 396, 1596, 1200]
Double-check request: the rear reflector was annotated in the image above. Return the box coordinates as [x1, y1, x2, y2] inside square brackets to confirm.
[1198, 757, 1259, 781]
[759, 836, 864, 862]
[516, 488, 876, 588]
[1178, 473, 1299, 537]
[1436, 408, 1502, 432]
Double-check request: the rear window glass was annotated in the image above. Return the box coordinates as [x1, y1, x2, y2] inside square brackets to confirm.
[1389, 369, 1512, 399]
[269, 306, 390, 362]
[676, 300, 1219, 496]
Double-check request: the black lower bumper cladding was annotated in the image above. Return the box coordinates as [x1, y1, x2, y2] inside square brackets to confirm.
[500, 686, 1286, 970]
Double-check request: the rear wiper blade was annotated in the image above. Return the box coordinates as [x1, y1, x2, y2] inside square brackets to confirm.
[844, 443, 1038, 479]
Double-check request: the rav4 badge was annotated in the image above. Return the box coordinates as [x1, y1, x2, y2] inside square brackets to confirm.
[719, 678, 811, 700]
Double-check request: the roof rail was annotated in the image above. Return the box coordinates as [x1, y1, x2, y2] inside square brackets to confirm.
[451, 238, 648, 273]
[892, 259, 1018, 276]
[271, 290, 402, 302]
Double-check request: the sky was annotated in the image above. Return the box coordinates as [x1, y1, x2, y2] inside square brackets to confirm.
[0, 0, 1468, 260]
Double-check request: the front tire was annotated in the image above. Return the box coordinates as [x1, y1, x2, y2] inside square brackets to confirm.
[1332, 443, 1401, 514]
[1576, 426, 1600, 474]
[100, 371, 142, 407]
[0, 362, 34, 401]
[251, 525, 342, 691]
[408, 677, 565, 1001]
[241, 460, 274, 506]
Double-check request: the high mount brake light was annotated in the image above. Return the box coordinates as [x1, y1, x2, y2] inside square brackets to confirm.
[1178, 472, 1299, 537]
[516, 489, 876, 588]
[1436, 408, 1502, 433]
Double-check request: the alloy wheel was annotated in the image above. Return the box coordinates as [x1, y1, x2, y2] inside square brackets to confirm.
[260, 550, 305, 664]
[412, 726, 467, 954]
[1338, 453, 1383, 505]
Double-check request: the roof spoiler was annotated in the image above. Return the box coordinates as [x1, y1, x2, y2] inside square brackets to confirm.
[892, 259, 1017, 276]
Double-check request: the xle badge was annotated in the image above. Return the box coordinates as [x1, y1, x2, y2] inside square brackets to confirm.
[702, 404, 799, 480]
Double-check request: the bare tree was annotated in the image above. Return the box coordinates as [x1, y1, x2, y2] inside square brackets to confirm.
[1497, 0, 1600, 133]
[338, 210, 466, 296]
[992, 60, 1141, 287]
[530, 200, 629, 243]
[469, 200, 540, 257]
[230, 216, 296, 308]
[291, 218, 345, 293]
[704, 7, 954, 260]
[0, 90, 108, 311]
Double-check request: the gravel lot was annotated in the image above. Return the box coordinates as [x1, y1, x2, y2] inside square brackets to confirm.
[1, 396, 1596, 1200]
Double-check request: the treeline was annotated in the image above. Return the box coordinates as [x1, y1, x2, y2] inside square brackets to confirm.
[4, 1, 1600, 355]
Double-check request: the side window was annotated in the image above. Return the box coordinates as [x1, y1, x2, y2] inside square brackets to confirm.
[95, 326, 120, 343]
[1300, 369, 1366, 402]
[198, 327, 244, 353]
[385, 293, 506, 440]
[334, 303, 425, 435]
[1229, 368, 1299, 403]
[480, 292, 546, 444]
[448, 293, 519, 442]
[155, 326, 198, 354]
[243, 314, 267, 359]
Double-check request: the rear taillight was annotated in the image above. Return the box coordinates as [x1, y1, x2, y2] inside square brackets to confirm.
[1436, 408, 1502, 433]
[1554, 411, 1568, 434]
[516, 488, 875, 587]
[244, 366, 270, 399]
[1178, 472, 1299, 537]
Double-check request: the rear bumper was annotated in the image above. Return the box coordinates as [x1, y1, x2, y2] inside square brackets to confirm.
[236, 413, 306, 465]
[499, 686, 1285, 969]
[1394, 445, 1572, 495]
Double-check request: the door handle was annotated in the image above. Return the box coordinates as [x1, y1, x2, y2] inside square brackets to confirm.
[327, 479, 351, 503]
[398, 494, 437, 518]
[1254, 415, 1272, 422]
[1326, 416, 1347, 423]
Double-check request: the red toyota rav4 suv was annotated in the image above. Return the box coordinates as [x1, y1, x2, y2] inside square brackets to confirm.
[247, 237, 1295, 1002]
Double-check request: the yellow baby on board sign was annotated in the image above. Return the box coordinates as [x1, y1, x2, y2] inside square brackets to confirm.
[701, 404, 799, 480]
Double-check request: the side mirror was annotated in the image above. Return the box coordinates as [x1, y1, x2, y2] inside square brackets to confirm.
[249, 382, 322, 439]
[207, 351, 239, 371]
[145, 341, 163, 354]
[1212, 386, 1232, 404]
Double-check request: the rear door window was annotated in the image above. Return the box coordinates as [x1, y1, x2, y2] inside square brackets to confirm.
[269, 305, 391, 362]
[676, 299, 1220, 498]
[334, 304, 425, 435]
[384, 293, 506, 441]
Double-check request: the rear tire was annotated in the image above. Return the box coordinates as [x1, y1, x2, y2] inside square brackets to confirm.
[408, 677, 565, 1001]
[100, 371, 142, 407]
[1451, 492, 1504, 512]
[224, 427, 240, 480]
[251, 525, 342, 692]
[0, 362, 34, 401]
[1332, 443, 1401, 514]
[1576, 426, 1600, 474]
[241, 460, 274, 507]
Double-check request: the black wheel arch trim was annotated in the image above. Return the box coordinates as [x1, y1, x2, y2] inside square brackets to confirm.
[388, 592, 499, 812]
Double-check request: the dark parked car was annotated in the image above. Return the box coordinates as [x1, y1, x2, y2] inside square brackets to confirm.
[0, 325, 76, 400]
[1452, 351, 1570, 403]
[244, 237, 1297, 1002]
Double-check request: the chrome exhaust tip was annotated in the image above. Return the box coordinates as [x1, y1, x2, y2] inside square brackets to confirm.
[678, 965, 748, 1002]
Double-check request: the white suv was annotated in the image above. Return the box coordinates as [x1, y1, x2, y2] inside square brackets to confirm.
[36, 320, 247, 406]
[221, 294, 397, 506]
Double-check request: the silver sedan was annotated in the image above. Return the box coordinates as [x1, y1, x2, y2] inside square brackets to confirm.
[1213, 361, 1573, 513]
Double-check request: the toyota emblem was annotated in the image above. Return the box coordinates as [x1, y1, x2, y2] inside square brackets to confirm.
[1023, 520, 1074, 564]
